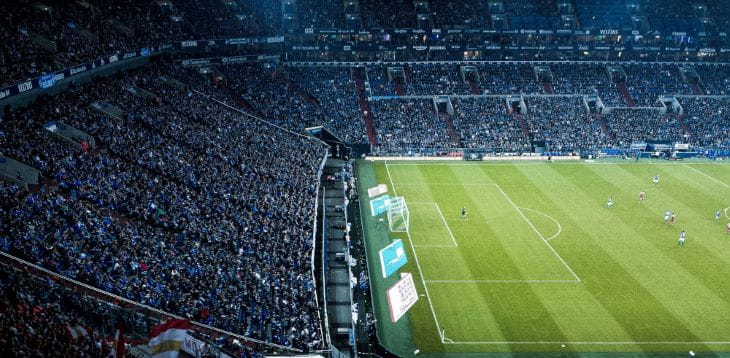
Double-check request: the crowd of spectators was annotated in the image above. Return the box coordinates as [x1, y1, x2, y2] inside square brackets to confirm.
[0, 264, 120, 357]
[450, 98, 528, 150]
[0, 0, 286, 87]
[360, 63, 728, 102]
[524, 97, 611, 150]
[296, 0, 346, 28]
[680, 98, 730, 148]
[212, 63, 366, 143]
[0, 61, 327, 352]
[371, 100, 455, 151]
[603, 108, 687, 146]
[693, 64, 730, 95]
[621, 64, 693, 106]
[477, 64, 543, 94]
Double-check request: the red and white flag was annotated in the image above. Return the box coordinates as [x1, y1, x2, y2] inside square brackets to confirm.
[65, 324, 91, 341]
[149, 319, 190, 358]
[111, 320, 125, 358]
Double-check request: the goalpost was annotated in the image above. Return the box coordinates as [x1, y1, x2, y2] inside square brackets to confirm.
[387, 197, 409, 232]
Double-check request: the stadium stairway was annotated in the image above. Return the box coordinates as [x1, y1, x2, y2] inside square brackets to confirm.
[353, 70, 378, 145]
[287, 80, 319, 105]
[469, 80, 481, 94]
[542, 82, 554, 94]
[692, 83, 705, 95]
[439, 112, 461, 146]
[594, 114, 615, 141]
[677, 114, 695, 139]
[616, 82, 636, 107]
[394, 80, 406, 96]
[213, 82, 261, 116]
[513, 113, 531, 137]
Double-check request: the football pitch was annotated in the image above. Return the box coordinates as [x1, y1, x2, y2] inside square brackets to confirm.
[357, 160, 730, 357]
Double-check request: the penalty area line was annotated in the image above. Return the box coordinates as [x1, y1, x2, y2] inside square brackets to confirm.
[443, 341, 730, 345]
[684, 164, 730, 188]
[433, 203, 458, 247]
[426, 279, 578, 283]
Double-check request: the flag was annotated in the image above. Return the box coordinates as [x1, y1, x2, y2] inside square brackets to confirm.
[65, 324, 91, 341]
[149, 319, 190, 358]
[111, 320, 125, 358]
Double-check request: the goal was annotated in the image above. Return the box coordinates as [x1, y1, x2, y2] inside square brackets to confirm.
[387, 197, 409, 232]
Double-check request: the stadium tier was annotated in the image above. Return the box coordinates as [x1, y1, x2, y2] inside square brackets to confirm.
[1, 1, 730, 357]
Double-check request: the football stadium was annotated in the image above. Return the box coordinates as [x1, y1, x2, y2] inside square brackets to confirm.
[1, 0, 730, 357]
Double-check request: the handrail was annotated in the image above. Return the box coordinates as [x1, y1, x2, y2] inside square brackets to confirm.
[191, 89, 317, 141]
[320, 186, 333, 348]
[312, 152, 329, 348]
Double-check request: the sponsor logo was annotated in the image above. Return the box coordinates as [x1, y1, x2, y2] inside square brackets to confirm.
[70, 66, 87, 75]
[18, 81, 33, 92]
[181, 40, 198, 47]
[39, 74, 55, 89]
[0, 88, 10, 99]
[182, 59, 211, 65]
[226, 38, 250, 45]
[222, 56, 246, 63]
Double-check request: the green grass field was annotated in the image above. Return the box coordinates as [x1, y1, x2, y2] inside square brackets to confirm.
[358, 160, 730, 357]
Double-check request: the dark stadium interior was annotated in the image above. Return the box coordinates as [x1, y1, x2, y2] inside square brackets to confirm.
[0, 0, 729, 357]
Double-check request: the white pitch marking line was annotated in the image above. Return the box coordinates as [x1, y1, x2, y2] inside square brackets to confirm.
[413, 244, 456, 248]
[426, 279, 578, 283]
[385, 162, 722, 166]
[433, 203, 458, 247]
[385, 162, 445, 343]
[518, 207, 562, 241]
[684, 164, 730, 188]
[494, 184, 581, 283]
[443, 341, 730, 345]
[725, 207, 730, 220]
[442, 331, 455, 344]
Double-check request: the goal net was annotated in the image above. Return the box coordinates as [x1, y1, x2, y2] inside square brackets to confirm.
[387, 197, 409, 232]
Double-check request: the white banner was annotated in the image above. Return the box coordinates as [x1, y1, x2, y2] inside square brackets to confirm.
[368, 184, 388, 198]
[387, 273, 419, 323]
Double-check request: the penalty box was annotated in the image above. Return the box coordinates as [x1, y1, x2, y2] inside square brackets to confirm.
[393, 182, 578, 283]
